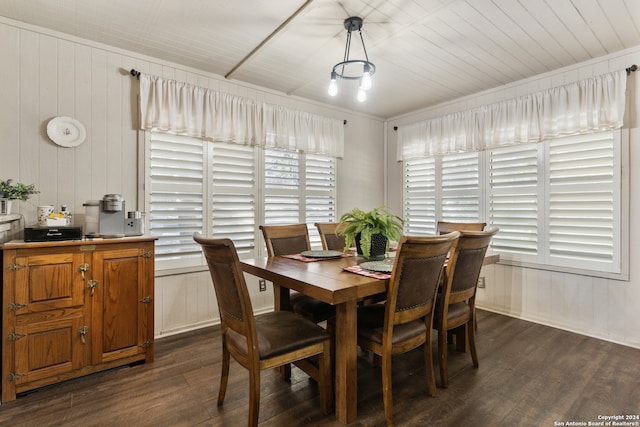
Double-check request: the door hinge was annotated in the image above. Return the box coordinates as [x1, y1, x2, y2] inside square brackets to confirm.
[139, 295, 153, 304]
[142, 340, 152, 349]
[7, 372, 26, 382]
[7, 302, 27, 311]
[141, 251, 153, 258]
[7, 263, 25, 271]
[7, 332, 26, 341]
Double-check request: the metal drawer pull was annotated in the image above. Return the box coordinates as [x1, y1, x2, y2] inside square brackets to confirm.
[78, 263, 89, 280]
[78, 326, 89, 344]
[87, 280, 98, 296]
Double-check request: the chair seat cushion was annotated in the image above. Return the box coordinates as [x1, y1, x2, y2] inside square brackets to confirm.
[227, 311, 330, 360]
[290, 293, 335, 323]
[446, 302, 471, 319]
[434, 302, 471, 329]
[356, 304, 428, 346]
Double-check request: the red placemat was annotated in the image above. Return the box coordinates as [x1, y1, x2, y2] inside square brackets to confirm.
[282, 252, 354, 262]
[342, 265, 391, 280]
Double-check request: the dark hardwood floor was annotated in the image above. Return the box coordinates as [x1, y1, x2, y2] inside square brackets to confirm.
[1, 310, 639, 426]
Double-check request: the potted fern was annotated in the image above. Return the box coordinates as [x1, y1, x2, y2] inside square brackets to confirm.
[337, 206, 404, 260]
[0, 179, 39, 214]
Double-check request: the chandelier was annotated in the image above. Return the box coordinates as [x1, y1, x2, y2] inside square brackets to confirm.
[328, 16, 376, 102]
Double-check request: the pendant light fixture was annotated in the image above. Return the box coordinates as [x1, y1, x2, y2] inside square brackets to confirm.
[328, 16, 376, 102]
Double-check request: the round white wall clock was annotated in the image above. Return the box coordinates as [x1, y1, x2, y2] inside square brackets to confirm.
[46, 116, 86, 147]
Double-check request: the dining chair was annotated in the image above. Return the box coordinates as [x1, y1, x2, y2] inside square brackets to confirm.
[314, 222, 347, 251]
[436, 220, 486, 235]
[259, 224, 335, 324]
[436, 220, 487, 332]
[433, 227, 499, 388]
[355, 231, 460, 426]
[193, 233, 333, 427]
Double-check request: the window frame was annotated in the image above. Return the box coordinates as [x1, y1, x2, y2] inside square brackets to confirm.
[144, 132, 338, 273]
[403, 130, 629, 280]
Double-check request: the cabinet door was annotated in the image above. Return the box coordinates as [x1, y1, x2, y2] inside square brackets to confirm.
[91, 245, 153, 364]
[13, 309, 87, 385]
[14, 252, 86, 313]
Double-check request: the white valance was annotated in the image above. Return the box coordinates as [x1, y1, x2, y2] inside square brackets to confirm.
[139, 74, 344, 158]
[397, 70, 627, 160]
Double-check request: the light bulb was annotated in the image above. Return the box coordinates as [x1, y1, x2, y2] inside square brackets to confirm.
[357, 87, 366, 102]
[361, 64, 372, 90]
[328, 71, 338, 96]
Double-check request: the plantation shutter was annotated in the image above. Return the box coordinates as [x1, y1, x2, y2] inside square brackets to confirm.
[441, 151, 481, 223]
[403, 157, 437, 235]
[148, 132, 205, 268]
[488, 143, 540, 259]
[547, 131, 620, 272]
[211, 142, 256, 256]
[264, 149, 301, 225]
[305, 154, 337, 247]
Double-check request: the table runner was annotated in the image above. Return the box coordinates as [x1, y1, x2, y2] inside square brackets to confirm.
[342, 265, 391, 280]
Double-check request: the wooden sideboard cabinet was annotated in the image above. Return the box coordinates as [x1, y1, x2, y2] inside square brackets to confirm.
[1, 237, 156, 403]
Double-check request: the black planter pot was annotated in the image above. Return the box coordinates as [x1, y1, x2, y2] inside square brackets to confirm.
[355, 233, 388, 260]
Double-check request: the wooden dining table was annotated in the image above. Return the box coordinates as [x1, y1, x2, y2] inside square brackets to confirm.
[240, 251, 499, 424]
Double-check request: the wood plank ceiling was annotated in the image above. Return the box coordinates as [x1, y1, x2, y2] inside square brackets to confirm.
[0, 0, 638, 119]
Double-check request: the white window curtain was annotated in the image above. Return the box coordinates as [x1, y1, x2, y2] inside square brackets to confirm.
[397, 70, 627, 161]
[139, 74, 344, 158]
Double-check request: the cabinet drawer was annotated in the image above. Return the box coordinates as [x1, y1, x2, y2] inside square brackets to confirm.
[13, 252, 86, 313]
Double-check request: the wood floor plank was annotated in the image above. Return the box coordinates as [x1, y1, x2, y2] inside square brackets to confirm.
[1, 310, 639, 426]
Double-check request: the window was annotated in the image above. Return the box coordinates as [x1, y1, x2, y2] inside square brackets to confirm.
[404, 152, 480, 235]
[146, 132, 337, 270]
[403, 130, 627, 278]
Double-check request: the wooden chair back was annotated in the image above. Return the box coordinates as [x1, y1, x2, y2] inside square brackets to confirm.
[385, 232, 459, 336]
[192, 234, 257, 354]
[314, 222, 347, 251]
[441, 227, 498, 306]
[259, 223, 310, 256]
[436, 221, 486, 235]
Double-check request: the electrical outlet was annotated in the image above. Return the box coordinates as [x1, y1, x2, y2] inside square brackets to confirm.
[258, 279, 267, 292]
[477, 276, 485, 288]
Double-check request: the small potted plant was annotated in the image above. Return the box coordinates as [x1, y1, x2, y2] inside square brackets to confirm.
[337, 206, 404, 259]
[0, 179, 39, 214]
